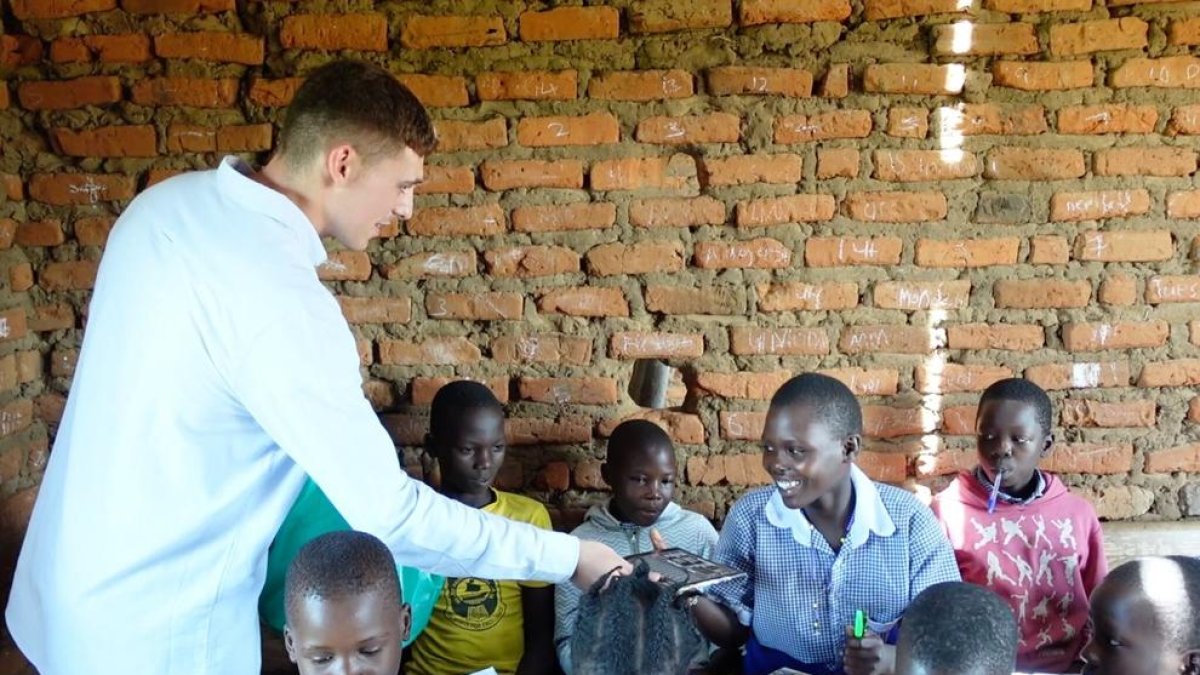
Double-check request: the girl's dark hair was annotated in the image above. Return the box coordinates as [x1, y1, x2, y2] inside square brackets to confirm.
[571, 562, 702, 675]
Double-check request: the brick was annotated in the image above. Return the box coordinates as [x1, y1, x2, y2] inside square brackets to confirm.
[1066, 321, 1169, 351]
[915, 238, 1020, 267]
[1140, 359, 1200, 387]
[1030, 236, 1070, 264]
[12, 0, 115, 18]
[993, 61, 1093, 90]
[485, 246, 580, 278]
[122, 0, 234, 12]
[517, 113, 619, 147]
[845, 191, 948, 222]
[432, 119, 506, 153]
[994, 279, 1090, 308]
[0, 308, 28, 341]
[735, 194, 835, 226]
[758, 282, 859, 312]
[219, 124, 275, 154]
[537, 288, 629, 317]
[410, 377, 510, 406]
[1025, 361, 1130, 390]
[518, 377, 619, 405]
[519, 6, 619, 41]
[587, 241, 685, 276]
[887, 108, 928, 139]
[1058, 105, 1157, 134]
[29, 174, 135, 206]
[840, 325, 944, 354]
[2, 35, 42, 68]
[817, 149, 860, 178]
[805, 237, 902, 267]
[426, 292, 523, 321]
[938, 104, 1049, 137]
[863, 406, 933, 439]
[706, 67, 813, 97]
[1042, 444, 1134, 475]
[480, 159, 583, 191]
[688, 451, 771, 485]
[512, 203, 616, 233]
[248, 78, 302, 107]
[820, 63, 853, 98]
[610, 332, 704, 359]
[695, 371, 793, 400]
[1095, 148, 1197, 177]
[932, 22, 1039, 56]
[1050, 18, 1147, 56]
[414, 166, 475, 195]
[1191, 397, 1200, 421]
[591, 156, 695, 191]
[166, 124, 216, 153]
[1062, 399, 1155, 428]
[379, 337, 481, 366]
[1, 399, 34, 438]
[505, 417, 592, 446]
[589, 70, 694, 101]
[729, 326, 831, 356]
[1, 175, 23, 201]
[1168, 105, 1200, 135]
[1110, 56, 1200, 89]
[1074, 230, 1173, 262]
[646, 286, 743, 315]
[775, 110, 872, 143]
[493, 334, 593, 365]
[0, 220, 15, 250]
[986, 0, 1091, 10]
[477, 70, 576, 101]
[916, 447, 976, 476]
[10, 263, 34, 292]
[394, 74, 470, 108]
[402, 14, 505, 49]
[384, 251, 476, 279]
[28, 304, 73, 332]
[1050, 190, 1151, 221]
[52, 125, 157, 158]
[407, 204, 505, 237]
[694, 239, 792, 270]
[865, 0, 969, 19]
[1168, 191, 1200, 218]
[638, 113, 741, 145]
[1146, 276, 1200, 304]
[873, 150, 978, 182]
[18, 77, 121, 111]
[629, 0, 733, 33]
[50, 35, 151, 63]
[985, 148, 1085, 180]
[740, 0, 852, 24]
[864, 64, 965, 95]
[155, 32, 263, 65]
[39, 261, 99, 291]
[317, 251, 371, 281]
[1100, 275, 1137, 306]
[947, 324, 1044, 351]
[820, 367, 900, 396]
[131, 78, 238, 108]
[336, 297, 412, 324]
[283, 14, 388, 51]
[631, 197, 725, 228]
[875, 280, 971, 311]
[1145, 444, 1200, 473]
[1170, 18, 1200, 46]
[15, 221, 65, 247]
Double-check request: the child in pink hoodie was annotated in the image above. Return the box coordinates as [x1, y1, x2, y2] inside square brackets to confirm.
[931, 378, 1107, 673]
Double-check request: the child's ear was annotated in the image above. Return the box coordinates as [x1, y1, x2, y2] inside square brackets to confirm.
[283, 625, 298, 664]
[600, 462, 613, 487]
[399, 603, 413, 644]
[1040, 432, 1055, 457]
[843, 434, 862, 461]
[1181, 649, 1200, 675]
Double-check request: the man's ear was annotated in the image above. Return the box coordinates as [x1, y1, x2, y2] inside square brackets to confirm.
[1180, 649, 1200, 675]
[399, 603, 413, 645]
[325, 143, 356, 186]
[843, 434, 862, 462]
[283, 625, 298, 664]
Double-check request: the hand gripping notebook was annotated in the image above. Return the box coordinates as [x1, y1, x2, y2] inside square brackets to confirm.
[625, 548, 747, 595]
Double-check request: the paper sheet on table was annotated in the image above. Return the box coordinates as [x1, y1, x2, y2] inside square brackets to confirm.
[466, 669, 498, 675]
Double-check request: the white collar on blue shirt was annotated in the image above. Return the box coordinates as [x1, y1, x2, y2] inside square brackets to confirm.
[216, 155, 328, 267]
[764, 463, 897, 548]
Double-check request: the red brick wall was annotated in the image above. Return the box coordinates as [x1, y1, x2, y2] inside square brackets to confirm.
[2, 1, 1200, 661]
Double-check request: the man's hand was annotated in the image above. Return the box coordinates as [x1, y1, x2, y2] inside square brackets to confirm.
[843, 625, 895, 675]
[571, 539, 632, 590]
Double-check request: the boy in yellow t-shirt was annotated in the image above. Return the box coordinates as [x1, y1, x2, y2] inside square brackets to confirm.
[406, 381, 555, 675]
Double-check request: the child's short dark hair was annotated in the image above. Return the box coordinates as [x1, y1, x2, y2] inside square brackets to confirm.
[284, 531, 400, 622]
[571, 564, 702, 675]
[1106, 556, 1200, 652]
[429, 380, 504, 441]
[606, 419, 673, 468]
[769, 372, 863, 438]
[977, 378, 1053, 435]
[898, 582, 1017, 675]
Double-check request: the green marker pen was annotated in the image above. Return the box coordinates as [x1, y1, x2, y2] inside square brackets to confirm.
[853, 610, 866, 640]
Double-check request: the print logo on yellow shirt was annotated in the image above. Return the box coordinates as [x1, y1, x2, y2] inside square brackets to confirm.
[446, 577, 507, 631]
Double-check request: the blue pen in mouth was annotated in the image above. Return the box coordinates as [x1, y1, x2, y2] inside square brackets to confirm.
[987, 469, 1003, 514]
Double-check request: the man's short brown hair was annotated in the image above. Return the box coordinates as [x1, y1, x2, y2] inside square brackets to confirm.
[277, 60, 437, 169]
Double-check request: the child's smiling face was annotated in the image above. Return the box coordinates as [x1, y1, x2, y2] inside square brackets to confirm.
[761, 403, 856, 510]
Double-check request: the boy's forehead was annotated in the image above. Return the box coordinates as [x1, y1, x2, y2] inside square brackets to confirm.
[610, 441, 676, 471]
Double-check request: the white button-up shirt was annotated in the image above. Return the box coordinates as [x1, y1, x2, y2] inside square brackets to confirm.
[5, 157, 579, 675]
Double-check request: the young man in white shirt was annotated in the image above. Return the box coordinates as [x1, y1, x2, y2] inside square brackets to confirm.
[5, 60, 627, 675]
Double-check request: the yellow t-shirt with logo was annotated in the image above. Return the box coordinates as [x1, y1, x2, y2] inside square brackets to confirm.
[407, 490, 551, 675]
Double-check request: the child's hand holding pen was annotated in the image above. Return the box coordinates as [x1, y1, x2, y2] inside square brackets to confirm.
[843, 612, 895, 675]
